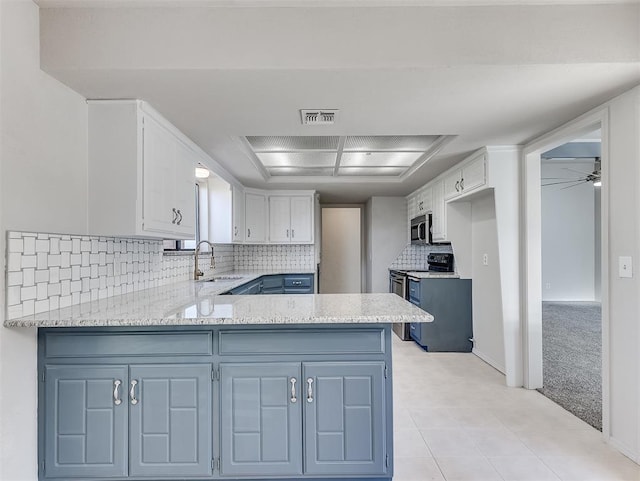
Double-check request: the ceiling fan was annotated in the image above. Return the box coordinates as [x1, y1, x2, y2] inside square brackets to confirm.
[542, 158, 601, 189]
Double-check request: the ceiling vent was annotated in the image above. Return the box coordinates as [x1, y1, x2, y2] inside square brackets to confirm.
[300, 109, 339, 125]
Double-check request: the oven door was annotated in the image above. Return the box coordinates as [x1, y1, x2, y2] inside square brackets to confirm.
[389, 272, 412, 340]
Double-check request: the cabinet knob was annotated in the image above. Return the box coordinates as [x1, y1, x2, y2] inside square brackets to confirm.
[306, 378, 314, 403]
[290, 378, 297, 403]
[113, 380, 122, 406]
[130, 379, 139, 405]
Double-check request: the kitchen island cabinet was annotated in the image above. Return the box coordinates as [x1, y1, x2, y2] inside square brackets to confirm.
[11, 289, 432, 481]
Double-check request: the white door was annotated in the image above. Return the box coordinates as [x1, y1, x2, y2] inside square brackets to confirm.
[269, 196, 291, 243]
[431, 180, 447, 242]
[232, 186, 245, 242]
[245, 193, 266, 242]
[444, 170, 462, 200]
[461, 155, 486, 193]
[320, 208, 361, 294]
[290, 196, 313, 243]
[173, 140, 197, 237]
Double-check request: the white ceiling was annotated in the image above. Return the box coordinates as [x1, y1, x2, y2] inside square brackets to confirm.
[37, 2, 640, 202]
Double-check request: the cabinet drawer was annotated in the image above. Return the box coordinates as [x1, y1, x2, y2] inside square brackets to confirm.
[408, 279, 420, 303]
[219, 329, 384, 355]
[284, 275, 313, 288]
[44, 331, 213, 358]
[261, 275, 283, 290]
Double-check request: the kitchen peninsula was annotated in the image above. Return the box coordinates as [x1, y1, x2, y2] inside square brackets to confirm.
[5, 277, 432, 481]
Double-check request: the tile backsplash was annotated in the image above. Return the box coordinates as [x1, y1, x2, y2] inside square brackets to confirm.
[5, 231, 315, 320]
[389, 243, 454, 270]
[234, 244, 315, 271]
[5, 231, 233, 320]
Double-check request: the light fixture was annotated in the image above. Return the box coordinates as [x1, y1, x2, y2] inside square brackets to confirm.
[593, 180, 602, 187]
[195, 167, 210, 179]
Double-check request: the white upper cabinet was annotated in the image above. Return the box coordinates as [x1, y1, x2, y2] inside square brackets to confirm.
[245, 192, 267, 243]
[88, 101, 196, 239]
[444, 153, 486, 200]
[416, 186, 432, 215]
[268, 194, 314, 244]
[431, 180, 447, 242]
[232, 186, 245, 243]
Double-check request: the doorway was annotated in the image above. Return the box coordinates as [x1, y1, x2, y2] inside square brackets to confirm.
[538, 133, 602, 430]
[320, 207, 362, 294]
[522, 109, 609, 436]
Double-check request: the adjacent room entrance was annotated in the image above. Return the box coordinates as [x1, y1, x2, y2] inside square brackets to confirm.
[319, 207, 362, 294]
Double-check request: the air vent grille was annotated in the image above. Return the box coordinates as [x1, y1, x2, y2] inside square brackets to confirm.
[300, 110, 339, 125]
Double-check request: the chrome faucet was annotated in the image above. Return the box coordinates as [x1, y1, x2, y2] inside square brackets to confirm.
[194, 240, 215, 280]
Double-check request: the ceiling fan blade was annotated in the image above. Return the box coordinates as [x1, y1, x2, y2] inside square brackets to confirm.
[542, 179, 587, 186]
[559, 180, 590, 190]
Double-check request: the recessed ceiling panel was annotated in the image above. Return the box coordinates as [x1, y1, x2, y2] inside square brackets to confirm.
[340, 152, 422, 167]
[247, 136, 339, 152]
[343, 135, 440, 152]
[268, 167, 335, 176]
[337, 167, 406, 176]
[257, 152, 337, 167]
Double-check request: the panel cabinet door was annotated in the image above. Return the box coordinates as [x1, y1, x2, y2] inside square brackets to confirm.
[290, 196, 313, 243]
[303, 362, 387, 476]
[269, 196, 291, 243]
[431, 180, 447, 242]
[128, 364, 212, 478]
[232, 186, 245, 242]
[245, 193, 266, 242]
[43, 365, 128, 479]
[172, 139, 197, 237]
[143, 114, 178, 234]
[220, 363, 302, 477]
[461, 154, 486, 193]
[443, 169, 462, 200]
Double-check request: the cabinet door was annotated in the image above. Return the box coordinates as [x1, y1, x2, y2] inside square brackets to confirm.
[128, 364, 212, 478]
[421, 187, 433, 214]
[143, 114, 177, 234]
[245, 193, 266, 242]
[303, 362, 386, 476]
[431, 180, 447, 242]
[444, 169, 462, 200]
[172, 140, 197, 237]
[269, 196, 291, 243]
[461, 155, 486, 193]
[220, 363, 302, 477]
[43, 365, 128, 479]
[232, 186, 245, 242]
[290, 196, 313, 243]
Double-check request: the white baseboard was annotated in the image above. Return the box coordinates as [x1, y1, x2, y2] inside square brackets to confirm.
[607, 436, 640, 465]
[472, 348, 506, 374]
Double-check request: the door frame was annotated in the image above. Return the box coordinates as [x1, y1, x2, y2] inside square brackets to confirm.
[521, 107, 610, 437]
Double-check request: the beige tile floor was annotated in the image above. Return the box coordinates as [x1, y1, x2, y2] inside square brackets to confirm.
[391, 336, 640, 481]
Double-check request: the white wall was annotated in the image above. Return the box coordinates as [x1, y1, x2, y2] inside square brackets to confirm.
[0, 1, 89, 479]
[541, 160, 596, 301]
[470, 192, 506, 373]
[320, 208, 361, 294]
[365, 197, 406, 293]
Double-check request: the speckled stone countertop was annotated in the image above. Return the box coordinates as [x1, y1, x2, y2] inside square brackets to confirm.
[406, 271, 460, 279]
[4, 270, 433, 328]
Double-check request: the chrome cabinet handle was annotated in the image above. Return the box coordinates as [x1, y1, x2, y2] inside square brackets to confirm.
[247, 228, 251, 238]
[306, 378, 314, 403]
[286, 229, 289, 238]
[455, 181, 460, 192]
[291, 229, 295, 238]
[130, 380, 138, 405]
[460, 178, 464, 190]
[234, 226, 238, 236]
[172, 208, 178, 224]
[113, 380, 122, 406]
[176, 209, 183, 225]
[290, 378, 297, 403]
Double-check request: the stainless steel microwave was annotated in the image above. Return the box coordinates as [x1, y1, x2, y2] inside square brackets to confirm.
[410, 214, 432, 245]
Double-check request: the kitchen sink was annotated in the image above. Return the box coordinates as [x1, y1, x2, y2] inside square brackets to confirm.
[205, 275, 244, 282]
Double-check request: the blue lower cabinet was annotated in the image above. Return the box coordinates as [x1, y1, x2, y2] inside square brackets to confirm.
[303, 362, 387, 476]
[409, 322, 421, 343]
[220, 363, 302, 477]
[261, 275, 284, 294]
[128, 364, 212, 477]
[43, 365, 128, 479]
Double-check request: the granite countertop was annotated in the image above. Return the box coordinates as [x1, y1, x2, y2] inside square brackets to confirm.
[4, 270, 433, 328]
[389, 268, 460, 279]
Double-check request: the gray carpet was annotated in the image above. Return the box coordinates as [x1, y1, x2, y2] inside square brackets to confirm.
[538, 301, 602, 431]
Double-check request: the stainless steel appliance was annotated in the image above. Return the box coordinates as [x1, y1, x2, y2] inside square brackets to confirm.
[389, 270, 411, 340]
[410, 214, 433, 245]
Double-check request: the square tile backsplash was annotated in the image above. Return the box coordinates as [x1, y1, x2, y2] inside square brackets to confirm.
[5, 231, 315, 320]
